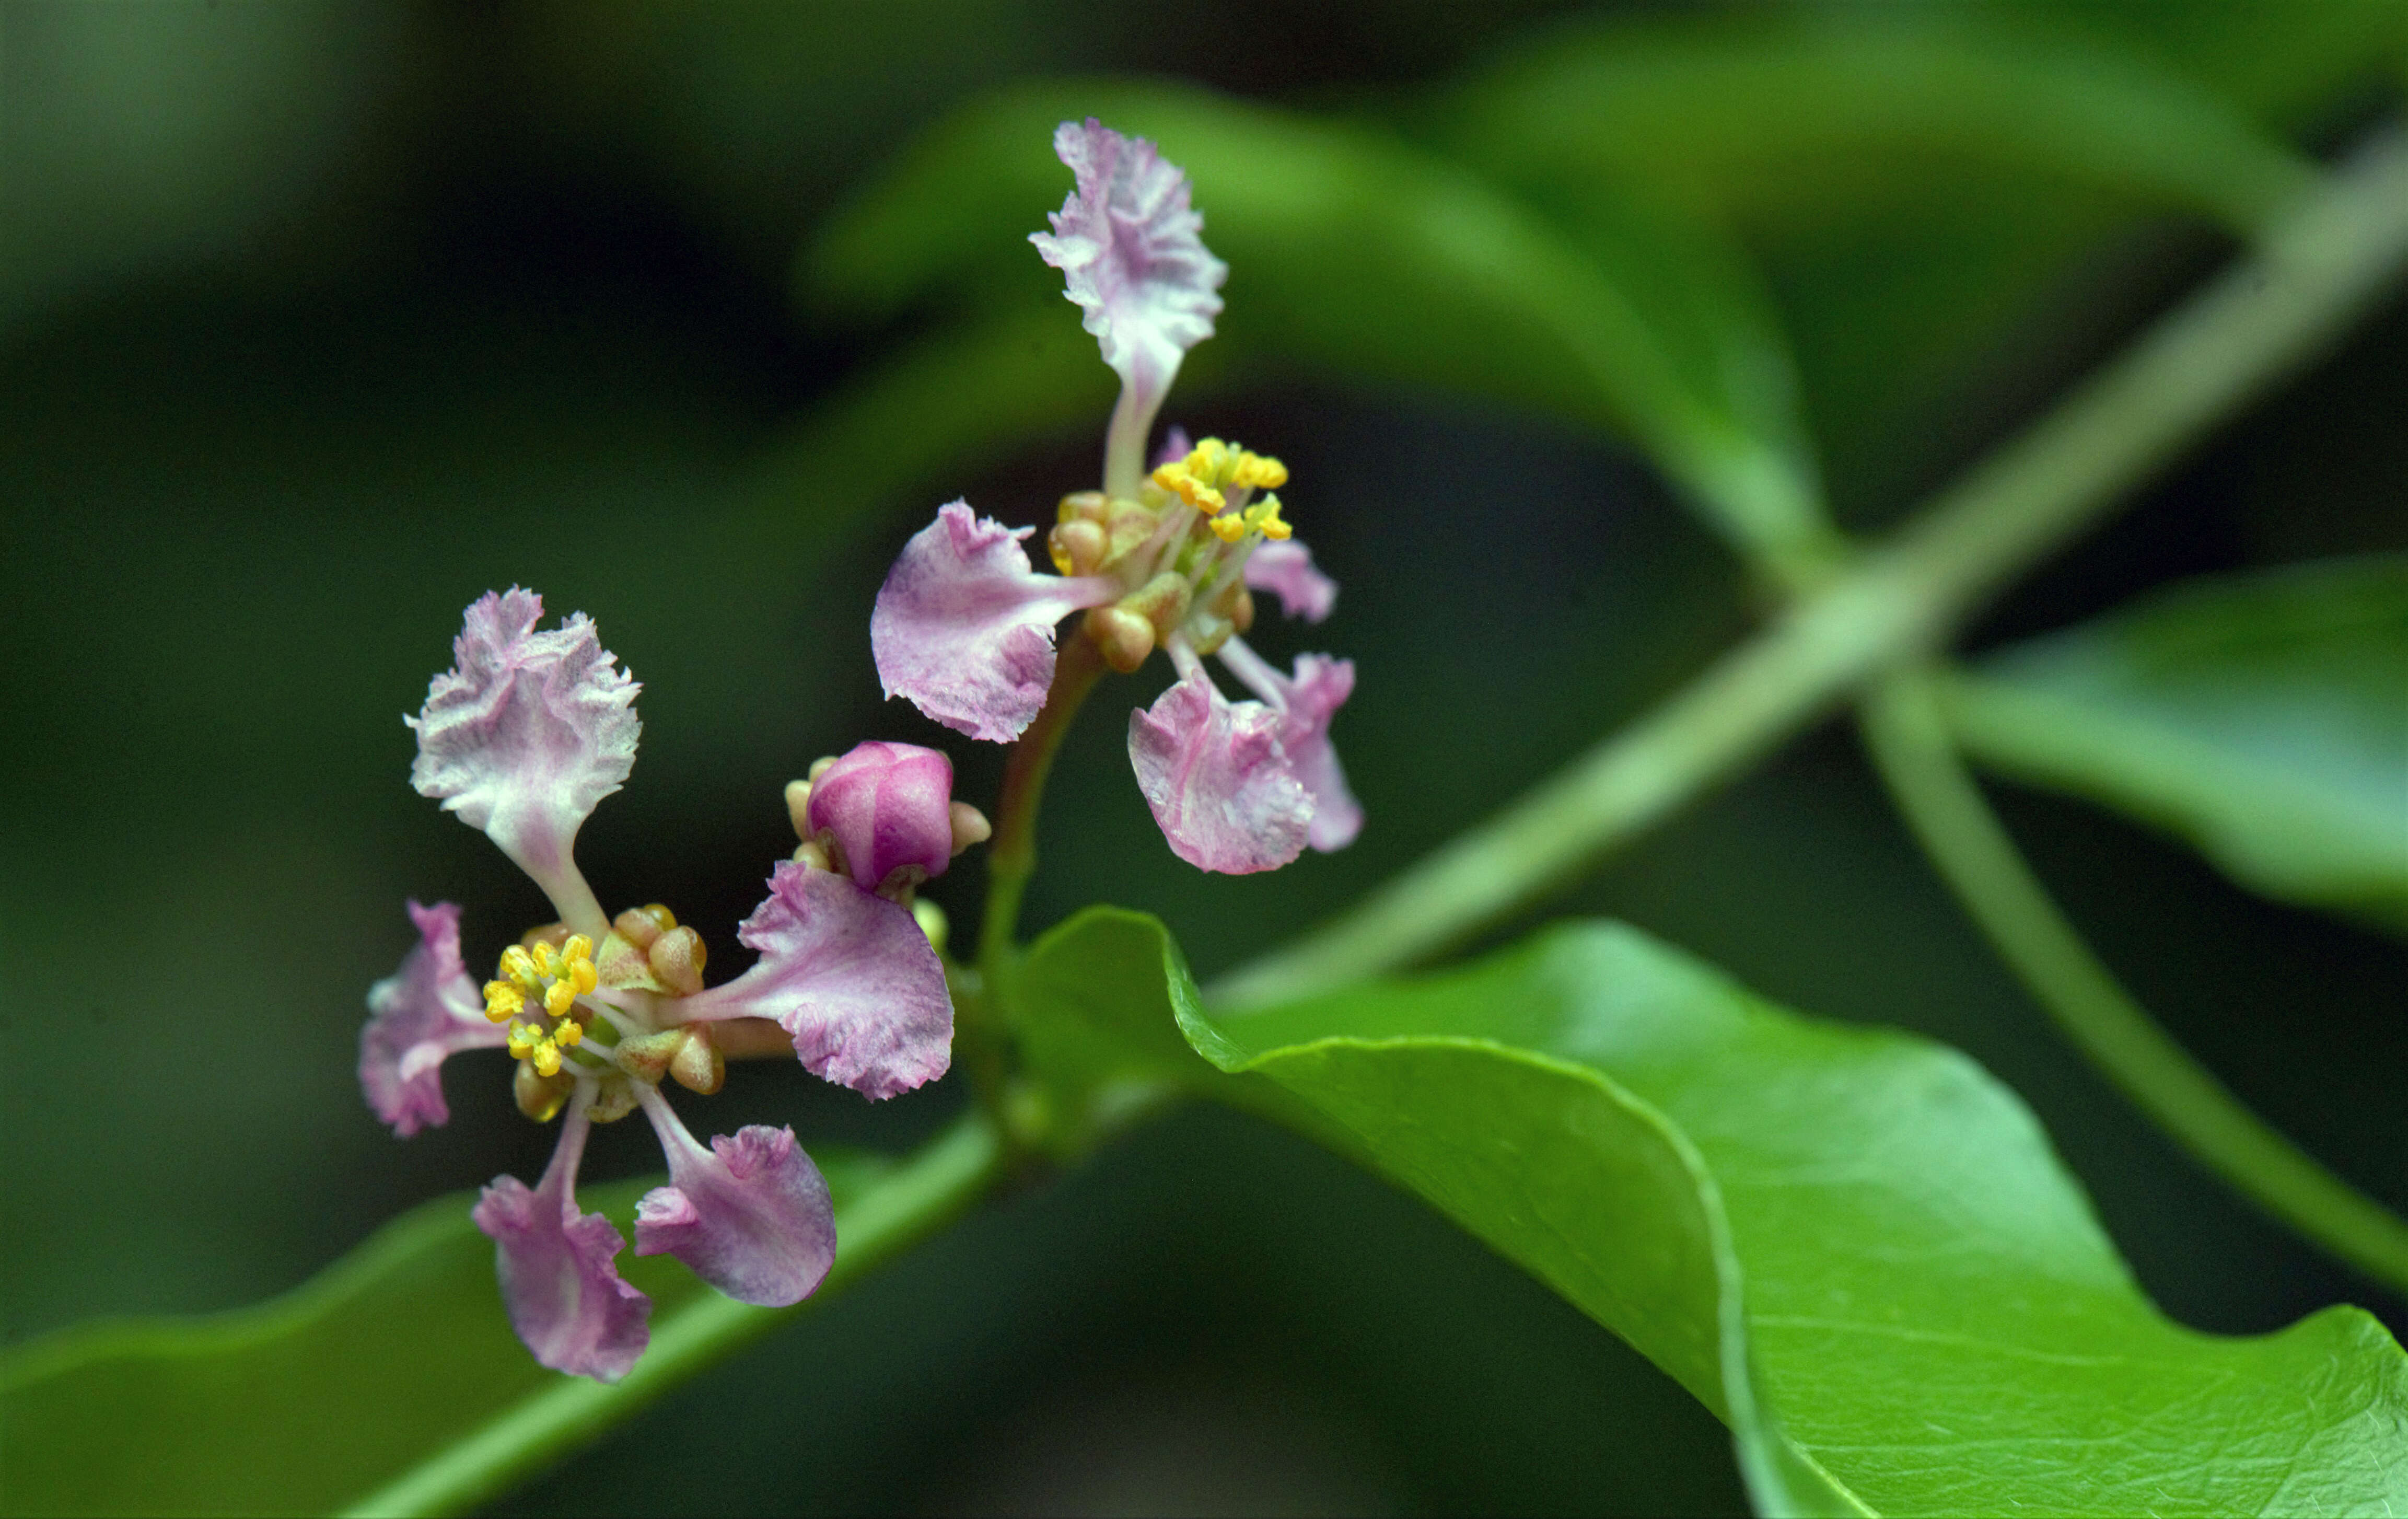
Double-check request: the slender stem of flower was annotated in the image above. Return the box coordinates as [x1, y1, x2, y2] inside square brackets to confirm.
[1208, 124, 2408, 1012]
[978, 632, 1107, 973]
[339, 1115, 1005, 1519]
[1859, 666, 2408, 1294]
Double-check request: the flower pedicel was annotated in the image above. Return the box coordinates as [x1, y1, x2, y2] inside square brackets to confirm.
[361, 588, 978, 1381]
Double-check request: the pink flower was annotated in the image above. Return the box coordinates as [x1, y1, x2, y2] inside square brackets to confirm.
[634, 1089, 834, 1308]
[1128, 664, 1311, 874]
[359, 900, 509, 1138]
[471, 1106, 652, 1383]
[804, 740, 959, 894]
[682, 863, 953, 1101]
[406, 588, 636, 940]
[374, 589, 967, 1381]
[870, 503, 1115, 743]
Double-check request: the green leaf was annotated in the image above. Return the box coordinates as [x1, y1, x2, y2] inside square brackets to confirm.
[1944, 556, 2408, 933]
[1014, 908, 2408, 1514]
[1432, 12, 2314, 235]
[805, 79, 1831, 565]
[0, 1152, 899, 1517]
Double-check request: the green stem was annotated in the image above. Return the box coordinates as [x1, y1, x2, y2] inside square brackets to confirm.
[978, 633, 1106, 974]
[1860, 667, 2408, 1295]
[340, 1116, 1005, 1519]
[1208, 124, 2408, 1012]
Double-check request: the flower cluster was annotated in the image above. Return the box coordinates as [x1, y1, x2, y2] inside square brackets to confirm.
[359, 117, 1365, 1383]
[870, 118, 1361, 874]
[362, 589, 979, 1381]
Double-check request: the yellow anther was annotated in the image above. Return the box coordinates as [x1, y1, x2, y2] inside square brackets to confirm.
[532, 941, 560, 977]
[563, 934, 594, 965]
[555, 1019, 585, 1049]
[1244, 494, 1293, 540]
[498, 945, 537, 987]
[544, 979, 576, 1018]
[483, 981, 525, 1024]
[1208, 511, 1248, 542]
[531, 1040, 563, 1078]
[1150, 460, 1224, 513]
[572, 959, 598, 995]
[1232, 453, 1287, 490]
[507, 1022, 541, 1057]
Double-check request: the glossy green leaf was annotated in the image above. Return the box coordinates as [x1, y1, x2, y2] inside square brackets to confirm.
[1945, 556, 2408, 933]
[1014, 908, 2408, 1514]
[0, 1154, 894, 1517]
[1432, 12, 2313, 234]
[805, 79, 1829, 564]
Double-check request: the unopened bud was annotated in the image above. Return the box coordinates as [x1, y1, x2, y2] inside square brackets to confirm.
[648, 926, 707, 997]
[669, 1027, 725, 1095]
[514, 1060, 573, 1122]
[948, 801, 991, 856]
[1057, 489, 1108, 524]
[1087, 605, 1155, 672]
[806, 740, 958, 894]
[1231, 586, 1256, 633]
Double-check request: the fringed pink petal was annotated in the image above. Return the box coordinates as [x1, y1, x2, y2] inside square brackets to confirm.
[359, 900, 509, 1138]
[870, 503, 1115, 744]
[681, 863, 953, 1101]
[1127, 665, 1310, 874]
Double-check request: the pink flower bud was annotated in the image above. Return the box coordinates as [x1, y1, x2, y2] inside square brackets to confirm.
[805, 741, 959, 893]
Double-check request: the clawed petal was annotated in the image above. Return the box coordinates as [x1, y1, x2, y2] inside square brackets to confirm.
[472, 1109, 652, 1383]
[1279, 654, 1363, 852]
[1215, 640, 1362, 854]
[870, 503, 1115, 743]
[681, 862, 953, 1101]
[1127, 665, 1310, 874]
[634, 1095, 835, 1307]
[360, 900, 508, 1137]
[406, 588, 635, 936]
[1030, 119, 1226, 419]
[1243, 538, 1338, 624]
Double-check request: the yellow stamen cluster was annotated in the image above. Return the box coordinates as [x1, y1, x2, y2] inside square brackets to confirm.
[484, 934, 598, 1077]
[1209, 493, 1292, 544]
[1150, 438, 1291, 542]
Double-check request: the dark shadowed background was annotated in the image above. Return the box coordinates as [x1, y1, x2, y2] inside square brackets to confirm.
[2, 3, 2402, 1512]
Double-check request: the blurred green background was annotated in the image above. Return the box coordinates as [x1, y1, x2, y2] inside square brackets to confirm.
[2, 2, 2403, 1512]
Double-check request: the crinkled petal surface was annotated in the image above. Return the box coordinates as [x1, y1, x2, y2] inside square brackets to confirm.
[406, 588, 638, 890]
[1030, 118, 1227, 405]
[806, 740, 957, 892]
[472, 1165, 650, 1383]
[681, 862, 953, 1100]
[1128, 666, 1310, 874]
[1281, 654, 1363, 852]
[635, 1122, 835, 1307]
[870, 503, 1114, 743]
[1243, 538, 1339, 624]
[359, 900, 508, 1137]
